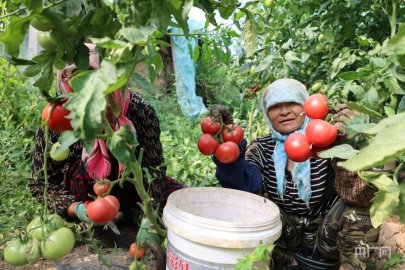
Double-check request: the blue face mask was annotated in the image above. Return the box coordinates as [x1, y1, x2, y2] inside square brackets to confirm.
[261, 78, 312, 208]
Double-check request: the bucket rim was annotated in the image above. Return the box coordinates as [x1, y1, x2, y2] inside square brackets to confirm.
[164, 187, 281, 229]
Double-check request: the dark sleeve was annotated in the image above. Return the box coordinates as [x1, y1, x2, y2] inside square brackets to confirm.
[126, 93, 166, 205]
[29, 128, 82, 217]
[213, 139, 262, 194]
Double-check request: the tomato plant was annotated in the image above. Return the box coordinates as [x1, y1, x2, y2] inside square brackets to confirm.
[129, 242, 145, 259]
[41, 101, 73, 133]
[40, 227, 75, 260]
[304, 94, 329, 120]
[284, 133, 311, 162]
[201, 116, 221, 135]
[86, 195, 120, 224]
[26, 214, 65, 241]
[197, 134, 219, 155]
[222, 124, 244, 144]
[49, 142, 69, 161]
[93, 179, 111, 196]
[305, 120, 338, 148]
[214, 141, 240, 164]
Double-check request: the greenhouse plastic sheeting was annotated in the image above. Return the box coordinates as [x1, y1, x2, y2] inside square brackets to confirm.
[170, 17, 207, 120]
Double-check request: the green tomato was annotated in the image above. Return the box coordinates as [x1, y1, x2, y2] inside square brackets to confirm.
[37, 31, 57, 51]
[317, 34, 325, 42]
[41, 227, 75, 260]
[3, 239, 28, 266]
[311, 82, 323, 91]
[249, 65, 257, 75]
[26, 214, 65, 241]
[263, 0, 275, 8]
[30, 16, 54, 31]
[50, 142, 69, 161]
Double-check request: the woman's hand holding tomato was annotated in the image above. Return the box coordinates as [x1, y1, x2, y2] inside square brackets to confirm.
[197, 112, 245, 164]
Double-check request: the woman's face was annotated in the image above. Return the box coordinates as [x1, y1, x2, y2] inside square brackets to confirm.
[267, 102, 305, 134]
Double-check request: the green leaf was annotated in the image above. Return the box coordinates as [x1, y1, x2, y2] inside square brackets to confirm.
[360, 112, 405, 135]
[151, 52, 163, 72]
[25, 0, 42, 11]
[23, 64, 42, 77]
[32, 51, 57, 93]
[345, 102, 383, 118]
[74, 42, 90, 70]
[339, 118, 405, 171]
[357, 171, 399, 192]
[338, 69, 372, 80]
[399, 182, 405, 223]
[120, 26, 156, 44]
[132, 73, 159, 93]
[57, 131, 80, 155]
[384, 106, 396, 117]
[107, 126, 138, 166]
[243, 14, 258, 58]
[0, 16, 31, 57]
[369, 190, 400, 227]
[90, 37, 127, 49]
[382, 24, 405, 55]
[317, 144, 359, 159]
[167, 0, 193, 36]
[66, 62, 125, 140]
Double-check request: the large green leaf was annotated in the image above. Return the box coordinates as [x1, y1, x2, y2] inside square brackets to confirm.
[345, 102, 383, 118]
[56, 131, 80, 156]
[357, 171, 399, 192]
[107, 126, 138, 166]
[317, 144, 359, 159]
[339, 118, 405, 171]
[370, 190, 400, 228]
[0, 16, 31, 57]
[382, 24, 405, 55]
[120, 26, 156, 44]
[32, 51, 57, 95]
[360, 112, 405, 135]
[243, 14, 258, 58]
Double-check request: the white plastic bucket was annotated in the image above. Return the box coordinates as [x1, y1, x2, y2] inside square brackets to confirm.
[163, 187, 282, 269]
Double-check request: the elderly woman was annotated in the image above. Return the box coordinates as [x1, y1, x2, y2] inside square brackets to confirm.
[214, 78, 379, 270]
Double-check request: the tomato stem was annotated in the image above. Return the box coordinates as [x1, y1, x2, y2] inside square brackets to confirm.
[42, 104, 57, 218]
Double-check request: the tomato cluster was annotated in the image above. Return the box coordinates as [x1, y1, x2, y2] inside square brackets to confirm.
[284, 94, 337, 162]
[197, 116, 244, 164]
[3, 214, 75, 266]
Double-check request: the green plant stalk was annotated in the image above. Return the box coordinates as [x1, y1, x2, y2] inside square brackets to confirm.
[42, 104, 57, 218]
[0, 0, 65, 20]
[128, 159, 166, 238]
[247, 102, 256, 144]
[390, 0, 397, 37]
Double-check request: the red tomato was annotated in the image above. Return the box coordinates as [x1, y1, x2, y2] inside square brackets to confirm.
[222, 124, 244, 144]
[93, 179, 111, 196]
[214, 141, 240, 164]
[303, 93, 329, 119]
[86, 195, 120, 224]
[201, 116, 221, 135]
[284, 133, 311, 162]
[41, 101, 73, 133]
[197, 134, 219, 155]
[129, 243, 145, 259]
[305, 120, 338, 147]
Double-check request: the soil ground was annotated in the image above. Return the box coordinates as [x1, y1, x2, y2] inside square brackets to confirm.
[1, 217, 404, 270]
